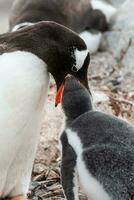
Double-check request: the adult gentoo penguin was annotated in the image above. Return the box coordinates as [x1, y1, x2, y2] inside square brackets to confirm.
[60, 76, 134, 200]
[0, 21, 89, 200]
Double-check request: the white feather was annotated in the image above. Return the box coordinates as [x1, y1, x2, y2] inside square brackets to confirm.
[66, 129, 83, 155]
[77, 155, 111, 200]
[0, 51, 49, 197]
[12, 22, 34, 32]
[66, 128, 111, 200]
[79, 31, 102, 53]
[74, 49, 89, 71]
[73, 168, 79, 200]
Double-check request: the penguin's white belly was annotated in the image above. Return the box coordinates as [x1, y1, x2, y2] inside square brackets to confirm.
[0, 51, 49, 197]
[66, 129, 111, 200]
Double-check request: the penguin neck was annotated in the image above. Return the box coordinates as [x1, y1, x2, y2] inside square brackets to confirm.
[63, 91, 93, 127]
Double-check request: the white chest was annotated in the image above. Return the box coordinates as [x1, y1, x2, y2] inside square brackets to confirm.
[0, 51, 49, 197]
[66, 128, 111, 200]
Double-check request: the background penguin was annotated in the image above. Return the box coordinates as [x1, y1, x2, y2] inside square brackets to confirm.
[9, 0, 116, 53]
[0, 21, 90, 200]
[60, 76, 134, 200]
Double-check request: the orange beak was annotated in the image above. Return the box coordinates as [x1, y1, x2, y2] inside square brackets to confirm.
[55, 82, 65, 107]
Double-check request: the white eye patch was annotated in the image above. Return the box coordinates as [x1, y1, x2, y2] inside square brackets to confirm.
[12, 22, 34, 32]
[74, 49, 89, 72]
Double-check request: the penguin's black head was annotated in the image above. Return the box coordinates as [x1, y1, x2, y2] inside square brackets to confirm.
[62, 76, 93, 122]
[87, 9, 108, 32]
[0, 21, 90, 106]
[33, 21, 90, 106]
[31, 21, 90, 93]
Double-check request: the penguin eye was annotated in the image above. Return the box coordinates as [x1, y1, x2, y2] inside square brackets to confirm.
[71, 66, 78, 72]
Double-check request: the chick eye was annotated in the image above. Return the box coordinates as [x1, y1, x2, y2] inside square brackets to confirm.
[72, 66, 78, 72]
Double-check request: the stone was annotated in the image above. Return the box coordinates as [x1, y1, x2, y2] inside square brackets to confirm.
[102, 0, 134, 75]
[101, 0, 125, 7]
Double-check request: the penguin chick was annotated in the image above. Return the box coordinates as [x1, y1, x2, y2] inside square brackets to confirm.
[60, 76, 134, 200]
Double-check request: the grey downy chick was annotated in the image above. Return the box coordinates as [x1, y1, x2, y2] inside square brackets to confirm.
[60, 76, 134, 200]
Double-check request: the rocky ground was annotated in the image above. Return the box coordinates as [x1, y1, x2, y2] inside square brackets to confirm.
[0, 0, 134, 199]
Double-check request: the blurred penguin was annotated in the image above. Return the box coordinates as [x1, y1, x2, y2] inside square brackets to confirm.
[10, 0, 116, 53]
